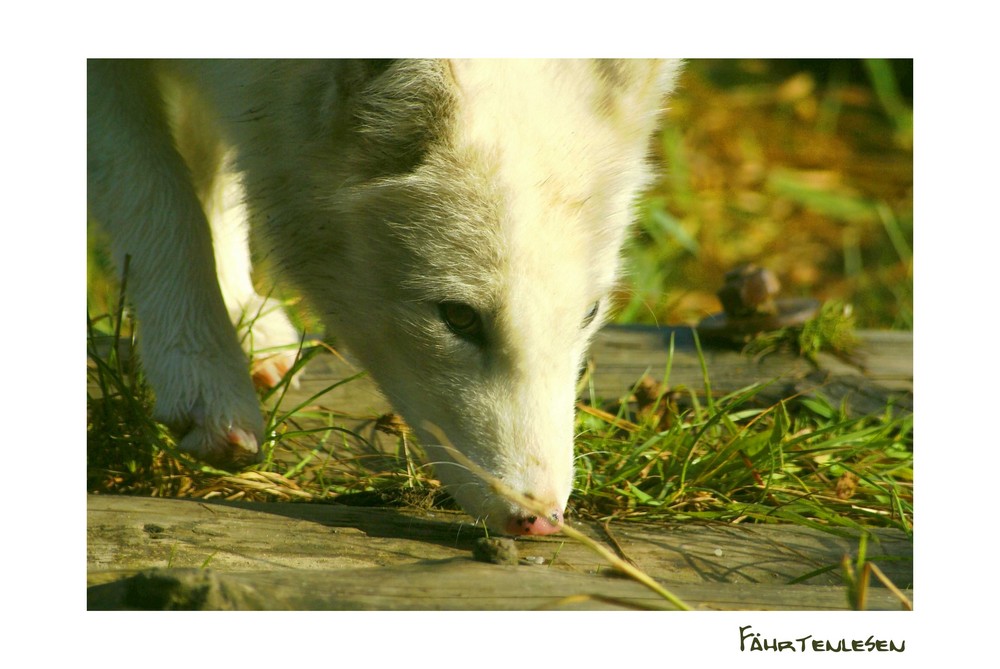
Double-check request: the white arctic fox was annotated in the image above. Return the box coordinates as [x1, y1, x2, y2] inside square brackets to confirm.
[88, 59, 681, 536]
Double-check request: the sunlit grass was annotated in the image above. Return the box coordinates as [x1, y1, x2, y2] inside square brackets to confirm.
[87, 316, 912, 540]
[571, 333, 911, 535]
[87, 59, 913, 540]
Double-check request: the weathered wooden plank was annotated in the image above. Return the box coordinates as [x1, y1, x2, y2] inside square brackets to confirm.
[585, 326, 912, 416]
[88, 563, 910, 611]
[87, 495, 912, 611]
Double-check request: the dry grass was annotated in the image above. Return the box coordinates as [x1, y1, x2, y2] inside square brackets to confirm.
[87, 59, 913, 544]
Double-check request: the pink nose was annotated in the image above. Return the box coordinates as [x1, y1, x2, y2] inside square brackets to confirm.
[505, 509, 564, 536]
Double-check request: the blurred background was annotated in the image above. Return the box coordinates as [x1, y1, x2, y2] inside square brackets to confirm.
[617, 58, 913, 331]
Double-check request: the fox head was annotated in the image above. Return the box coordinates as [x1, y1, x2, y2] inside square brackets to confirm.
[242, 59, 681, 534]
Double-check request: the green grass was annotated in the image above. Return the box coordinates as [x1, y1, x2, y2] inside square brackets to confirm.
[572, 344, 912, 536]
[86, 60, 913, 605]
[87, 326, 437, 504]
[88, 58, 913, 528]
[87, 302, 912, 540]
[86, 306, 912, 611]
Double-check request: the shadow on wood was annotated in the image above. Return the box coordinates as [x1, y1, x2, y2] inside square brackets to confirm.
[88, 495, 912, 611]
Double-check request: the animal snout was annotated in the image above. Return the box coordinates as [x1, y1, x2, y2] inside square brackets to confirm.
[504, 507, 564, 536]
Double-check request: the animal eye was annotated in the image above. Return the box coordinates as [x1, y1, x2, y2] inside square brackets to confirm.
[581, 301, 601, 329]
[439, 302, 485, 344]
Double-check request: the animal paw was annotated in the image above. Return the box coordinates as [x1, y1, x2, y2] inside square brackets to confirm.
[147, 343, 269, 470]
[251, 351, 300, 390]
[237, 295, 304, 389]
[163, 392, 266, 470]
[179, 421, 263, 469]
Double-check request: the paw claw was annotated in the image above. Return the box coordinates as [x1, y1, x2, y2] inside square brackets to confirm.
[251, 352, 301, 390]
[226, 426, 259, 454]
[177, 421, 263, 470]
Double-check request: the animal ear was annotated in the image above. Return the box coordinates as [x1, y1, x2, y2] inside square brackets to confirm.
[592, 59, 683, 137]
[296, 60, 398, 140]
[340, 59, 398, 93]
[594, 59, 682, 97]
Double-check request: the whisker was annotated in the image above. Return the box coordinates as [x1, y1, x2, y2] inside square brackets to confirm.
[421, 457, 473, 475]
[421, 421, 553, 521]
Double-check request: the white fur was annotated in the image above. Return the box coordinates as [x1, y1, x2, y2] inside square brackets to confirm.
[87, 59, 680, 534]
